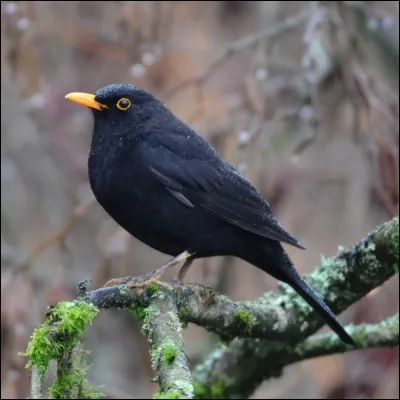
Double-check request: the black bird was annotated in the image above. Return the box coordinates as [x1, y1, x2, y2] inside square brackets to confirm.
[65, 83, 354, 345]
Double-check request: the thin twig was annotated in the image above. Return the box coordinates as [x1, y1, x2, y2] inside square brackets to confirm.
[163, 9, 310, 99]
[23, 197, 95, 269]
[290, 314, 399, 362]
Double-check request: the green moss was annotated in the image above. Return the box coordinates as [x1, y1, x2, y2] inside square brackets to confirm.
[192, 379, 228, 399]
[49, 351, 103, 399]
[149, 338, 178, 371]
[219, 335, 232, 347]
[178, 306, 190, 329]
[147, 283, 160, 297]
[210, 379, 228, 398]
[161, 339, 178, 365]
[153, 390, 181, 399]
[235, 308, 254, 329]
[180, 320, 188, 329]
[21, 300, 100, 398]
[140, 305, 157, 337]
[193, 381, 208, 398]
[22, 301, 98, 376]
[51, 301, 98, 336]
[80, 388, 104, 399]
[178, 306, 190, 318]
[129, 303, 148, 321]
[21, 324, 56, 376]
[49, 360, 76, 398]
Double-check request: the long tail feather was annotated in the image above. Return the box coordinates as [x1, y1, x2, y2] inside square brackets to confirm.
[245, 242, 355, 345]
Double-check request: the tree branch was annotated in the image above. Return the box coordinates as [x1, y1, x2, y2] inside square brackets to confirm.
[88, 217, 398, 344]
[281, 313, 399, 365]
[26, 218, 398, 398]
[23, 300, 101, 399]
[191, 217, 399, 398]
[88, 282, 298, 341]
[135, 288, 194, 399]
[86, 217, 398, 398]
[29, 367, 43, 399]
[191, 315, 399, 398]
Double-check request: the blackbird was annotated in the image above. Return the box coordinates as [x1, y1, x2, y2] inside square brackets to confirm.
[65, 83, 354, 345]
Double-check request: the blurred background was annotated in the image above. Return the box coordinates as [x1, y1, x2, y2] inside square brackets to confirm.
[1, 1, 399, 399]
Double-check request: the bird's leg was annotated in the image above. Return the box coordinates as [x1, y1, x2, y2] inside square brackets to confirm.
[104, 250, 193, 288]
[175, 259, 194, 283]
[127, 251, 192, 288]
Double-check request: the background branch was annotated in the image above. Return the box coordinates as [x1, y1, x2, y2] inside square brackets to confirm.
[162, 9, 310, 99]
[282, 313, 399, 365]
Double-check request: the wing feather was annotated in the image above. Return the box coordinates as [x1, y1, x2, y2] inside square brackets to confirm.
[146, 137, 305, 249]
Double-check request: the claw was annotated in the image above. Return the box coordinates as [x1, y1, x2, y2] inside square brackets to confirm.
[104, 276, 133, 287]
[103, 250, 193, 288]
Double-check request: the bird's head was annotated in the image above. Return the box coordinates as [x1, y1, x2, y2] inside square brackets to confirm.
[65, 83, 165, 137]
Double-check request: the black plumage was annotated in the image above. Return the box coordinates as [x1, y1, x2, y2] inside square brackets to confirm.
[65, 83, 354, 345]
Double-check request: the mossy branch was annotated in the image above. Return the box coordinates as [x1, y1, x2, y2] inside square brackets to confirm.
[191, 217, 399, 398]
[288, 313, 399, 362]
[191, 314, 399, 399]
[131, 287, 194, 399]
[89, 282, 299, 341]
[22, 300, 101, 399]
[25, 218, 398, 399]
[88, 217, 399, 343]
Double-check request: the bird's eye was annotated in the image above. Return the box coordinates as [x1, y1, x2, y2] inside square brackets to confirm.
[116, 98, 131, 111]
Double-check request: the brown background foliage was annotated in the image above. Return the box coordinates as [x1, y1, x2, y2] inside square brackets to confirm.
[1, 1, 399, 398]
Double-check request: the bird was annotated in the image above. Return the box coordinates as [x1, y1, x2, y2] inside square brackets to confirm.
[65, 83, 355, 345]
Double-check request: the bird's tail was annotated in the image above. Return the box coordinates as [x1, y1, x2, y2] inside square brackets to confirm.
[282, 269, 355, 345]
[246, 243, 355, 345]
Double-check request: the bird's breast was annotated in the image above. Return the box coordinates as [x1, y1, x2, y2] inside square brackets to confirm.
[87, 141, 239, 257]
[88, 146, 194, 255]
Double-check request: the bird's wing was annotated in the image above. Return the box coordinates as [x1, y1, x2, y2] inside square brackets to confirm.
[146, 139, 305, 249]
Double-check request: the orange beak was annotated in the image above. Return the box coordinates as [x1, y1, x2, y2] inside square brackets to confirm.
[64, 92, 106, 111]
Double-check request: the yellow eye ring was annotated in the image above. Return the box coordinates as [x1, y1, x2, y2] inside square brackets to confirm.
[116, 98, 131, 111]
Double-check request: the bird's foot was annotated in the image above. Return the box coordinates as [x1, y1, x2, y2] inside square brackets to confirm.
[125, 267, 173, 290]
[104, 250, 193, 288]
[103, 274, 172, 290]
[104, 275, 132, 287]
